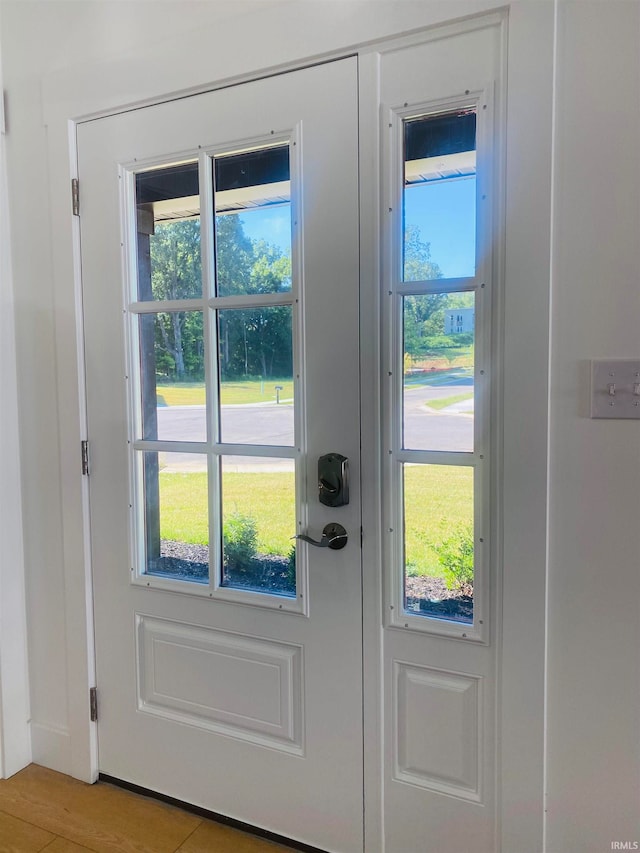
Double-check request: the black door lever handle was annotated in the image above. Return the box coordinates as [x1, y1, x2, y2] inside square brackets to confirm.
[292, 523, 348, 550]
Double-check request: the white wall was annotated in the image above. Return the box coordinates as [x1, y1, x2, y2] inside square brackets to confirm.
[1, 0, 639, 849]
[0, 28, 30, 778]
[546, 2, 640, 850]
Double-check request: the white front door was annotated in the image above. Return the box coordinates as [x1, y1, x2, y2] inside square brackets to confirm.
[79, 18, 524, 853]
[78, 59, 363, 852]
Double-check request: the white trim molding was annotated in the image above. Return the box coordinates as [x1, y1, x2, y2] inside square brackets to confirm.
[0, 67, 31, 777]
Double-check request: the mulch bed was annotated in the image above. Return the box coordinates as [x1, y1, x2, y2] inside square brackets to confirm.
[149, 541, 473, 622]
[405, 576, 473, 623]
[149, 540, 295, 594]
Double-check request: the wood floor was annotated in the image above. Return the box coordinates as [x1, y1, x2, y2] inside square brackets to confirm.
[0, 765, 293, 853]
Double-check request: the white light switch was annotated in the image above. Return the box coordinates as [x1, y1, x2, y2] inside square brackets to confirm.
[591, 359, 640, 418]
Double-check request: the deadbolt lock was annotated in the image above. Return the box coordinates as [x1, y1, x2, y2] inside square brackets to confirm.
[318, 453, 349, 507]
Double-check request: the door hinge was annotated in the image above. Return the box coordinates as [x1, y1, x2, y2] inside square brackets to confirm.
[81, 440, 89, 475]
[72, 178, 80, 216]
[89, 687, 98, 722]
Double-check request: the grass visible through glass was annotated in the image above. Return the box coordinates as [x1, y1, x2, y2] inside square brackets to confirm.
[143, 451, 209, 583]
[220, 457, 296, 597]
[403, 463, 474, 624]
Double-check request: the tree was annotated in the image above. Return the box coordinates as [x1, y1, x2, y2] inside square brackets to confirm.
[402, 228, 476, 366]
[403, 224, 441, 283]
[148, 212, 292, 382]
[219, 303, 292, 381]
[150, 219, 203, 380]
[402, 226, 444, 363]
[215, 214, 253, 297]
[249, 240, 292, 293]
[215, 216, 292, 381]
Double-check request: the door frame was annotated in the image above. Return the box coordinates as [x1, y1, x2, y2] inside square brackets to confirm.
[32, 4, 554, 850]
[0, 125, 31, 777]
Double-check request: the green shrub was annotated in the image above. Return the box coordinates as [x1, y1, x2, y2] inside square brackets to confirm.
[223, 513, 258, 570]
[405, 561, 420, 578]
[286, 545, 296, 589]
[433, 526, 474, 595]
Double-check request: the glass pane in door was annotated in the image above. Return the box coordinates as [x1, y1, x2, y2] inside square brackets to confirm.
[403, 109, 476, 281]
[140, 450, 209, 583]
[219, 455, 296, 597]
[217, 306, 294, 445]
[135, 162, 201, 300]
[214, 145, 292, 297]
[403, 293, 474, 452]
[138, 311, 206, 442]
[403, 463, 474, 623]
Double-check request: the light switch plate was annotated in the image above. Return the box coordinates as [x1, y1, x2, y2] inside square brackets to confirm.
[591, 359, 640, 418]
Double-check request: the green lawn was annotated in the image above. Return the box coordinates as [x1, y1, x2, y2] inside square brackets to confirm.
[156, 378, 294, 407]
[159, 471, 209, 544]
[425, 391, 474, 411]
[221, 470, 295, 556]
[159, 470, 295, 556]
[403, 464, 473, 576]
[159, 464, 472, 577]
[156, 382, 205, 406]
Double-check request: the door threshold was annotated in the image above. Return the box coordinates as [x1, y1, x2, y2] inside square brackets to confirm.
[98, 774, 327, 853]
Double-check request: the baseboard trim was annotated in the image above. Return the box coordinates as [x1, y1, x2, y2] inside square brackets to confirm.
[98, 773, 327, 853]
[30, 722, 71, 777]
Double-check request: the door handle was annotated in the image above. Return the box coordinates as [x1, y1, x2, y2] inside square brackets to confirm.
[293, 522, 348, 550]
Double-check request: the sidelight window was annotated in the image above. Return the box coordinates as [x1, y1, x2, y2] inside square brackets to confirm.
[387, 98, 491, 639]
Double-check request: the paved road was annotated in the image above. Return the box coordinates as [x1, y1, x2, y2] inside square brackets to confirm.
[153, 378, 473, 471]
[403, 383, 473, 453]
[155, 404, 294, 446]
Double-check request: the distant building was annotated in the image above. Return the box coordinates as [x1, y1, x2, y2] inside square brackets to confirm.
[444, 307, 474, 334]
